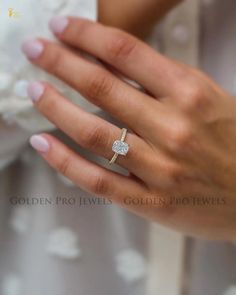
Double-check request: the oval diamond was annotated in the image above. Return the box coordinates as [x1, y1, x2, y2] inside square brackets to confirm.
[112, 140, 129, 156]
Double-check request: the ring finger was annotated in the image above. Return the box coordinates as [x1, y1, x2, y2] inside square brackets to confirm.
[27, 81, 152, 176]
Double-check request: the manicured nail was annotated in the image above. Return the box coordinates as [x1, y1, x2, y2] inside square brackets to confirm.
[21, 39, 44, 59]
[49, 16, 69, 34]
[30, 135, 50, 153]
[27, 81, 45, 102]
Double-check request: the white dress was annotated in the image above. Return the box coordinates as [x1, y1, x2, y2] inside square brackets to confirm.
[1, 0, 236, 295]
[0, 1, 150, 295]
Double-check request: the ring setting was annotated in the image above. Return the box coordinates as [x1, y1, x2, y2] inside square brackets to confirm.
[109, 128, 129, 164]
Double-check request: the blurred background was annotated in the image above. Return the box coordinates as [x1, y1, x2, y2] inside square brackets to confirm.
[1, 0, 236, 295]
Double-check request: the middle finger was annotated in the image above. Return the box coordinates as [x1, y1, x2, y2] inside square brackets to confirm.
[22, 39, 159, 138]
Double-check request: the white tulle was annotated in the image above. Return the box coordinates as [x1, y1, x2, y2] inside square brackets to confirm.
[0, 0, 97, 169]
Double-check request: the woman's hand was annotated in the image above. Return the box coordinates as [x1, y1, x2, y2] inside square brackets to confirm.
[98, 0, 182, 38]
[22, 17, 236, 240]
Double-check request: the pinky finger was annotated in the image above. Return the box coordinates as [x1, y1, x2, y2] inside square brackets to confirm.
[29, 134, 146, 204]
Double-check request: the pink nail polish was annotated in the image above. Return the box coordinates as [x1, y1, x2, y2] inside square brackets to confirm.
[21, 39, 44, 59]
[28, 81, 45, 102]
[49, 16, 69, 34]
[30, 135, 50, 153]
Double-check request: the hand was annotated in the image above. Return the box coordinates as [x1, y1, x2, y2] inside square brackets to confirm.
[98, 0, 182, 37]
[22, 17, 236, 240]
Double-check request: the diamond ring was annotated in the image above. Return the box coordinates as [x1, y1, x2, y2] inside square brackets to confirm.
[109, 128, 129, 164]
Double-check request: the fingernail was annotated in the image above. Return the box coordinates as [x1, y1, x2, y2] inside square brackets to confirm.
[49, 16, 69, 34]
[27, 81, 45, 102]
[21, 39, 44, 59]
[30, 135, 50, 153]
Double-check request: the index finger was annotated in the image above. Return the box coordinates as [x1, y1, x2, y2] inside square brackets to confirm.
[49, 17, 187, 98]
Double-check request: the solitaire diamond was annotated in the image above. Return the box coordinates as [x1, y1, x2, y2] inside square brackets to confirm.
[112, 140, 129, 156]
[109, 128, 129, 164]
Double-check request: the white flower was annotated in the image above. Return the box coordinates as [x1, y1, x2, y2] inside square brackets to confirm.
[13, 80, 29, 99]
[223, 286, 236, 295]
[0, 72, 13, 91]
[46, 228, 81, 260]
[172, 24, 190, 44]
[115, 249, 147, 283]
[2, 274, 22, 295]
[9, 206, 30, 234]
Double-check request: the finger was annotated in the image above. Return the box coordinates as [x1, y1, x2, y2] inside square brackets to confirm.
[27, 81, 151, 175]
[29, 134, 147, 204]
[49, 17, 187, 98]
[22, 38, 158, 135]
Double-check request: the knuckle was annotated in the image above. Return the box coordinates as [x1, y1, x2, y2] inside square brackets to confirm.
[181, 82, 205, 112]
[85, 73, 114, 103]
[90, 173, 110, 195]
[167, 165, 182, 182]
[57, 154, 72, 176]
[167, 120, 193, 151]
[106, 30, 137, 61]
[162, 161, 185, 186]
[80, 125, 110, 151]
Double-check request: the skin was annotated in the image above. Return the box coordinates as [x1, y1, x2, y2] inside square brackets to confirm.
[98, 0, 182, 37]
[22, 17, 236, 241]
